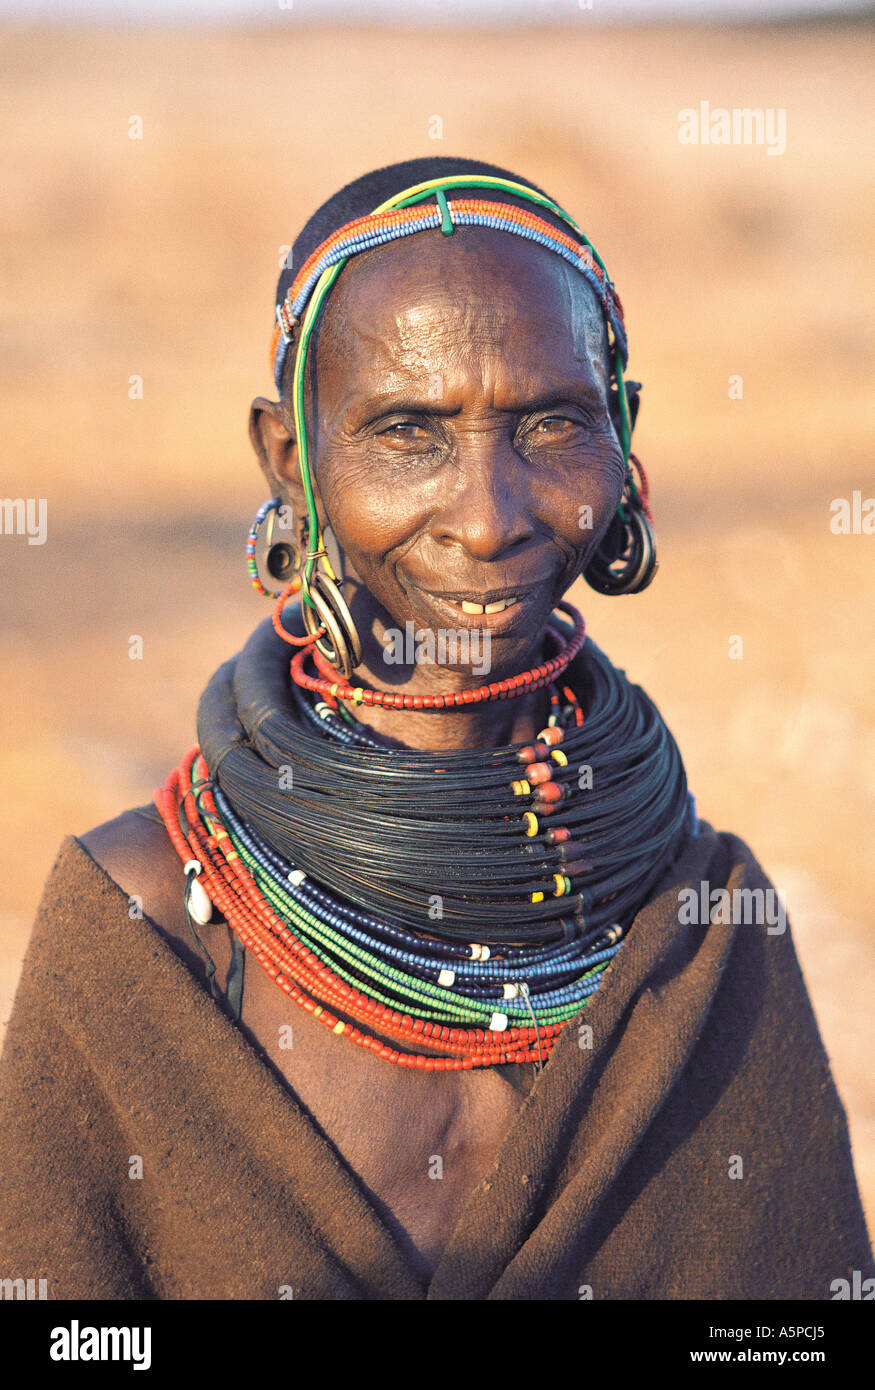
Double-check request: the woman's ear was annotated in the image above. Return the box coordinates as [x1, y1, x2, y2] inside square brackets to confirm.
[249, 396, 306, 519]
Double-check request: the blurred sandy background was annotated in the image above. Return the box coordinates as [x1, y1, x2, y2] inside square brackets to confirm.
[0, 16, 872, 1233]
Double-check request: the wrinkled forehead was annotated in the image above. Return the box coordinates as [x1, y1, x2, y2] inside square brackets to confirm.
[307, 227, 610, 390]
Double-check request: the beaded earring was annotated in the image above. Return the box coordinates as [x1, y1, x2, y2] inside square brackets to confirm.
[245, 496, 302, 599]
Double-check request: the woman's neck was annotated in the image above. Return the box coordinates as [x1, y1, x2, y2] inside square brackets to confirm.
[286, 579, 572, 751]
[340, 681, 552, 752]
[331, 609, 554, 751]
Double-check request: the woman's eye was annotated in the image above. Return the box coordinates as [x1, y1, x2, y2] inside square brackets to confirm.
[381, 421, 427, 440]
[534, 415, 576, 433]
[518, 415, 578, 445]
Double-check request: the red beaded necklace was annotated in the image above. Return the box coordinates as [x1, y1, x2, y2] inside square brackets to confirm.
[283, 597, 587, 711]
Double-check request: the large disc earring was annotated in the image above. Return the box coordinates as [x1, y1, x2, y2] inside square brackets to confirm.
[583, 472, 658, 597]
[302, 568, 362, 679]
[245, 497, 301, 598]
[303, 521, 363, 677]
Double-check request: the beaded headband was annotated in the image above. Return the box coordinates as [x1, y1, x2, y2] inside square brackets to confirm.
[272, 189, 628, 393]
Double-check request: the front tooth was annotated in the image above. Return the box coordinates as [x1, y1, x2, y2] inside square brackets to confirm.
[484, 599, 507, 614]
[461, 600, 485, 614]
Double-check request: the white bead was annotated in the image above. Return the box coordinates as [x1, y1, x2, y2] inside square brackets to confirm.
[480, 946, 491, 961]
[437, 968, 455, 987]
[288, 869, 307, 887]
[489, 1012, 508, 1033]
[183, 859, 202, 877]
[503, 982, 520, 999]
[470, 943, 482, 960]
[187, 875, 213, 926]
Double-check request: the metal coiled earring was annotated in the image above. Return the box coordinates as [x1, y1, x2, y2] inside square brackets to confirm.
[299, 522, 362, 679]
[583, 465, 659, 596]
[301, 570, 362, 679]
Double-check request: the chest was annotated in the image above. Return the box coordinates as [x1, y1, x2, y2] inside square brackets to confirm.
[236, 953, 531, 1278]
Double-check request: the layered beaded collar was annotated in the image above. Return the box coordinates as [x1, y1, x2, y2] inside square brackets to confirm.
[155, 606, 695, 1071]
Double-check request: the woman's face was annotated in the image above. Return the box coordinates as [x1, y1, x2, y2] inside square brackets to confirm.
[261, 226, 625, 678]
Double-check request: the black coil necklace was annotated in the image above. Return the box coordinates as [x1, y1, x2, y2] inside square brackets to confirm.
[196, 606, 695, 953]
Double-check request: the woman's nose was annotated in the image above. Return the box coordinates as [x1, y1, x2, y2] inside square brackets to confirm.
[430, 439, 535, 562]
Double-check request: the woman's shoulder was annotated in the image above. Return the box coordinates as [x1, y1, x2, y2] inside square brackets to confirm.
[20, 808, 234, 1028]
[24, 805, 195, 982]
[79, 803, 183, 904]
[77, 804, 189, 940]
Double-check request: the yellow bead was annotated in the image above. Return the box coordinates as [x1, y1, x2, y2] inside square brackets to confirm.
[551, 749, 568, 767]
[553, 873, 567, 897]
[531, 890, 545, 903]
[313, 1006, 323, 1018]
[333, 1020, 345, 1035]
[511, 779, 531, 796]
[329, 683, 339, 698]
[523, 811, 539, 837]
[353, 688, 364, 704]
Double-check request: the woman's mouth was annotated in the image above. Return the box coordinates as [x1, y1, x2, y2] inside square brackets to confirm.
[458, 597, 520, 615]
[409, 586, 544, 634]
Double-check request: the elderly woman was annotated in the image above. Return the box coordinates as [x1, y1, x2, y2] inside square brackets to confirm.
[1, 157, 870, 1302]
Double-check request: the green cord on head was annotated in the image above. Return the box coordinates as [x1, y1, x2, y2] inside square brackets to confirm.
[435, 188, 454, 235]
[612, 353, 632, 466]
[394, 178, 610, 276]
[293, 259, 346, 606]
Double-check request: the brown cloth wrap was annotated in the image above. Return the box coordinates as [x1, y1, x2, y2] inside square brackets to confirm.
[0, 824, 871, 1300]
